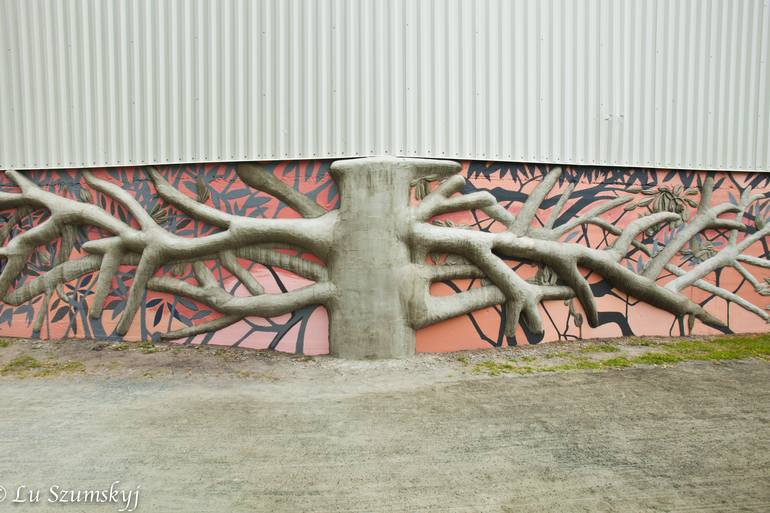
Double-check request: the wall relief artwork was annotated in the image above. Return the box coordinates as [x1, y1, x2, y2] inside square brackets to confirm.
[0, 157, 768, 358]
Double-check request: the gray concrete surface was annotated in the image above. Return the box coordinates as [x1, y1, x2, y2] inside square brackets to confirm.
[0, 359, 767, 512]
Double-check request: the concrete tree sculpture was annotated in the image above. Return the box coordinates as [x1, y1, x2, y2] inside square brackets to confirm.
[0, 157, 768, 358]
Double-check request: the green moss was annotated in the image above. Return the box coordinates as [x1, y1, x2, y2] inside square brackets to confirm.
[1, 355, 84, 378]
[472, 360, 534, 376]
[2, 355, 42, 373]
[139, 340, 160, 354]
[0, 338, 14, 348]
[469, 334, 770, 376]
[579, 343, 620, 353]
[110, 343, 130, 351]
[472, 360, 514, 376]
[626, 335, 770, 366]
[632, 353, 684, 365]
[603, 357, 633, 368]
[546, 358, 604, 372]
[665, 335, 770, 361]
[34, 360, 85, 377]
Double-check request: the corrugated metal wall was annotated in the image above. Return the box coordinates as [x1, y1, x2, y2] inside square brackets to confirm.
[1, 0, 769, 171]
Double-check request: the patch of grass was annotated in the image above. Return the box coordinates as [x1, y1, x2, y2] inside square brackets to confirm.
[472, 360, 534, 376]
[456, 355, 469, 366]
[544, 358, 604, 372]
[664, 335, 770, 362]
[630, 339, 655, 347]
[1, 355, 84, 378]
[2, 355, 42, 373]
[579, 343, 620, 354]
[0, 338, 14, 348]
[472, 335, 770, 376]
[472, 360, 513, 376]
[632, 352, 684, 365]
[139, 340, 160, 354]
[473, 356, 611, 375]
[34, 360, 85, 377]
[603, 357, 633, 368]
[110, 343, 130, 351]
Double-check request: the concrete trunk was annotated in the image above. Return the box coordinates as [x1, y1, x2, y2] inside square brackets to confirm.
[327, 158, 416, 358]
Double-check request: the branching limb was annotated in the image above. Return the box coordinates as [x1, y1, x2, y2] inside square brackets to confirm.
[115, 250, 162, 335]
[548, 196, 632, 239]
[728, 186, 763, 245]
[148, 167, 335, 257]
[4, 255, 103, 305]
[540, 257, 597, 327]
[32, 290, 52, 333]
[1, 168, 335, 339]
[410, 228, 545, 335]
[219, 250, 265, 295]
[410, 166, 770, 337]
[665, 264, 770, 320]
[697, 176, 715, 214]
[509, 167, 562, 236]
[734, 261, 763, 290]
[642, 176, 749, 279]
[0, 191, 30, 209]
[666, 223, 770, 293]
[408, 262, 574, 329]
[83, 172, 159, 231]
[89, 240, 124, 318]
[590, 217, 770, 320]
[147, 278, 335, 318]
[414, 174, 517, 226]
[412, 223, 726, 329]
[610, 212, 680, 259]
[235, 246, 328, 282]
[423, 192, 498, 219]
[7, 171, 132, 235]
[413, 175, 466, 221]
[737, 255, 770, 269]
[161, 314, 244, 340]
[235, 163, 326, 218]
[412, 285, 505, 328]
[423, 264, 485, 282]
[192, 261, 218, 288]
[148, 167, 232, 228]
[0, 218, 60, 297]
[544, 180, 576, 230]
[481, 203, 517, 227]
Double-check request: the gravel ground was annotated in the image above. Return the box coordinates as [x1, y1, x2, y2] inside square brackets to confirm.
[0, 338, 767, 512]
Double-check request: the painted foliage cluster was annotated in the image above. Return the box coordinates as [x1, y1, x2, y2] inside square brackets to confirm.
[0, 160, 768, 354]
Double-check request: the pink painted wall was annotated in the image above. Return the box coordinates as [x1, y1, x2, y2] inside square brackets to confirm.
[0, 161, 768, 353]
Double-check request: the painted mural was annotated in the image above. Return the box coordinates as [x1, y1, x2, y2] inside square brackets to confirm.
[0, 159, 768, 355]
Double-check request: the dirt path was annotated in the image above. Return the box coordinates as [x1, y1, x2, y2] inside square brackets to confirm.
[0, 336, 767, 512]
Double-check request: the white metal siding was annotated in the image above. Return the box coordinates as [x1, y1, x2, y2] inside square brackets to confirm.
[1, 0, 769, 171]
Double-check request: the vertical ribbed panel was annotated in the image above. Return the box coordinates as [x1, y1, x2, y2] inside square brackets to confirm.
[1, 0, 768, 171]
